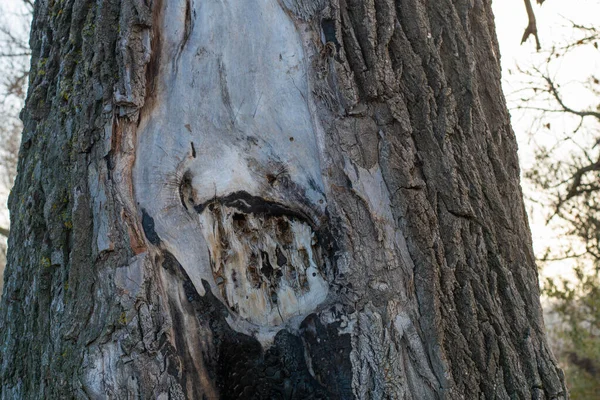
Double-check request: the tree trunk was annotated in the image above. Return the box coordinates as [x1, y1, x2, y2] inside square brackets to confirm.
[0, 0, 567, 399]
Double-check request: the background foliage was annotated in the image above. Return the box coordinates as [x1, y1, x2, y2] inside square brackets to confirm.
[514, 5, 600, 397]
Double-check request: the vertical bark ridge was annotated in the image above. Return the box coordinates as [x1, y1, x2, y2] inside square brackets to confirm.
[312, 0, 566, 398]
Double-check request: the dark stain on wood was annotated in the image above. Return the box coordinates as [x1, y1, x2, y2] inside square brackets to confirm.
[260, 250, 274, 279]
[276, 245, 288, 267]
[193, 191, 313, 228]
[178, 170, 193, 210]
[161, 251, 208, 399]
[141, 0, 163, 118]
[161, 251, 344, 399]
[141, 208, 161, 245]
[300, 314, 353, 398]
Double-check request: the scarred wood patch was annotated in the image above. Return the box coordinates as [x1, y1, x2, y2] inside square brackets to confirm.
[199, 201, 328, 326]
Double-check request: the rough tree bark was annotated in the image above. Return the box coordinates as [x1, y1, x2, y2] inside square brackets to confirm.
[0, 0, 567, 399]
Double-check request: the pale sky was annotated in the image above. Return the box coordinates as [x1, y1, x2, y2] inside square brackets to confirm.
[1, 0, 597, 281]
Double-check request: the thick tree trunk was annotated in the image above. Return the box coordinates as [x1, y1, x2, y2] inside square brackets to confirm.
[0, 0, 566, 399]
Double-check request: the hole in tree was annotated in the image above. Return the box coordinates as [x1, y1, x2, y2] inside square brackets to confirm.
[261, 251, 274, 278]
[232, 213, 246, 221]
[321, 19, 340, 49]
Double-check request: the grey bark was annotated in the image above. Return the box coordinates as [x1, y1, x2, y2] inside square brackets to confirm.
[0, 0, 566, 399]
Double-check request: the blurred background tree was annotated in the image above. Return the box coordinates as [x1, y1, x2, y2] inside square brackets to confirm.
[0, 0, 31, 289]
[513, 6, 600, 398]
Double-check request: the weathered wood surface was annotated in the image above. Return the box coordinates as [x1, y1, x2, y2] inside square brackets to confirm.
[0, 0, 566, 399]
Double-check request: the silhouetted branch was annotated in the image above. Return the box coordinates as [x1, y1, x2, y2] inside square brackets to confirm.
[541, 73, 600, 120]
[522, 0, 541, 50]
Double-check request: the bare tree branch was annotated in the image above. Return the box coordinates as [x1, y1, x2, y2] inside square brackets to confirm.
[0, 226, 8, 238]
[522, 0, 542, 50]
[541, 73, 600, 120]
